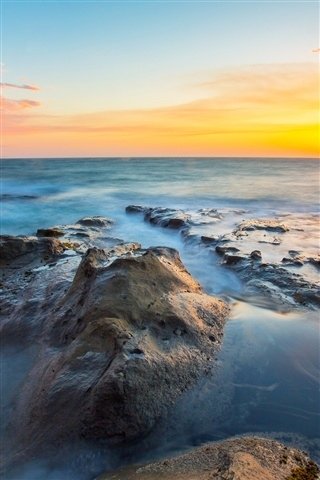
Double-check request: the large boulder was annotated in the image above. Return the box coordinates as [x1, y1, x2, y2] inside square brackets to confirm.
[10, 246, 229, 453]
[98, 437, 319, 480]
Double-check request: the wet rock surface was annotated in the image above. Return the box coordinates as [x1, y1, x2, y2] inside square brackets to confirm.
[126, 206, 191, 229]
[36, 227, 65, 237]
[0, 235, 66, 267]
[235, 218, 290, 233]
[77, 216, 114, 227]
[1, 210, 319, 478]
[126, 206, 320, 310]
[99, 437, 319, 480]
[1, 224, 229, 463]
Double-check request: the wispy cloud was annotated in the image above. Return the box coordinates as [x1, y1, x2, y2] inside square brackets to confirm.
[0, 82, 40, 91]
[1, 97, 41, 111]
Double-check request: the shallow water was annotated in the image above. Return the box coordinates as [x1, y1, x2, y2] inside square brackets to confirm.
[1, 158, 320, 478]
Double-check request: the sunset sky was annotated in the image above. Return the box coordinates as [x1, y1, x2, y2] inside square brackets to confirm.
[1, 0, 319, 158]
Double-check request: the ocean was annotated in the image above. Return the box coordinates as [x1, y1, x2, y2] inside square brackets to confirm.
[1, 157, 320, 478]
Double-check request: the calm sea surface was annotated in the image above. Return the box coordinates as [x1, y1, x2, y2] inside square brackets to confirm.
[1, 158, 320, 478]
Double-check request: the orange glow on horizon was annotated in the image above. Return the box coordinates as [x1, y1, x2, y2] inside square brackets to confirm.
[2, 63, 319, 158]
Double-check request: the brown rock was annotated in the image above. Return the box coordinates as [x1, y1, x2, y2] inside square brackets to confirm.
[236, 219, 289, 233]
[0, 235, 65, 266]
[98, 437, 319, 480]
[36, 228, 65, 238]
[11, 246, 229, 453]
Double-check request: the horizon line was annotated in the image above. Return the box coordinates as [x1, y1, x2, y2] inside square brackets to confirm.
[2, 156, 319, 161]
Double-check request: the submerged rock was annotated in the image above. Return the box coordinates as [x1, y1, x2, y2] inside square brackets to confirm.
[10, 246, 229, 455]
[99, 437, 319, 480]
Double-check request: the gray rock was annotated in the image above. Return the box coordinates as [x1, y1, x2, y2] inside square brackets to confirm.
[77, 216, 114, 227]
[126, 205, 191, 230]
[250, 250, 262, 260]
[215, 245, 240, 256]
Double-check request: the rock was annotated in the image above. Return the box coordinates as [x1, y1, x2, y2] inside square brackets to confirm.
[244, 264, 320, 309]
[10, 246, 229, 454]
[200, 236, 218, 245]
[36, 227, 65, 238]
[77, 216, 114, 227]
[288, 250, 301, 257]
[0, 235, 65, 267]
[236, 219, 289, 233]
[144, 208, 190, 229]
[308, 256, 320, 269]
[98, 437, 319, 480]
[223, 254, 244, 265]
[125, 205, 146, 214]
[282, 257, 304, 267]
[198, 208, 223, 219]
[258, 237, 282, 245]
[215, 245, 240, 256]
[250, 250, 262, 260]
[126, 206, 191, 230]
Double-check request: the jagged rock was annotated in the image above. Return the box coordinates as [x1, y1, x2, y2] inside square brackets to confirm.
[126, 205, 191, 229]
[143, 207, 190, 229]
[198, 208, 223, 219]
[0, 235, 65, 267]
[236, 219, 289, 233]
[77, 216, 114, 227]
[10, 246, 229, 455]
[36, 227, 65, 237]
[215, 245, 240, 256]
[223, 254, 245, 265]
[98, 437, 319, 480]
[250, 250, 262, 260]
[282, 257, 304, 267]
[200, 235, 218, 245]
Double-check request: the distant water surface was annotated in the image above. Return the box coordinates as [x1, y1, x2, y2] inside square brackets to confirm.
[2, 158, 319, 235]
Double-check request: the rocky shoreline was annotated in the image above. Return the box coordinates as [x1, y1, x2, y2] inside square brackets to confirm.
[1, 208, 319, 479]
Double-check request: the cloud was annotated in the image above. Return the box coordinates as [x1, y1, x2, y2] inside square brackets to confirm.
[1, 97, 41, 111]
[0, 82, 40, 91]
[312, 48, 320, 53]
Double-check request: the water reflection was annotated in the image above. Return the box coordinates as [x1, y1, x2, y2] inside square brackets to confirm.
[158, 301, 320, 457]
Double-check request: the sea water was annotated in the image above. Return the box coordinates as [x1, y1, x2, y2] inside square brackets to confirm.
[1, 158, 320, 477]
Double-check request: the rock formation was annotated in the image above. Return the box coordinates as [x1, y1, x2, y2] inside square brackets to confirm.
[4, 242, 228, 458]
[98, 437, 319, 480]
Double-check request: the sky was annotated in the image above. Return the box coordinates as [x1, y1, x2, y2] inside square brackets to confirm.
[1, 0, 319, 158]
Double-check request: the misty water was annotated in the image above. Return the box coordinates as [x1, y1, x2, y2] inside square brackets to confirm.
[1, 158, 319, 479]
